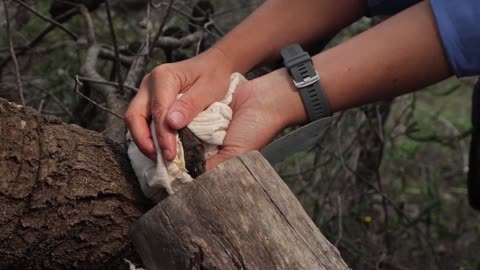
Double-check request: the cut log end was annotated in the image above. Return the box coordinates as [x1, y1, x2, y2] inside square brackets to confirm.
[129, 151, 348, 270]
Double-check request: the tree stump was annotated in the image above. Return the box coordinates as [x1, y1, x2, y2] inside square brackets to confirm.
[130, 151, 348, 270]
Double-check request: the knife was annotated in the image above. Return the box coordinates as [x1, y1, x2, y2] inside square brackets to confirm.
[260, 117, 332, 165]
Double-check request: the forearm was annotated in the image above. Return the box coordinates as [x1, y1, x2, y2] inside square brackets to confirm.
[206, 0, 458, 167]
[213, 0, 368, 73]
[254, 0, 453, 127]
[314, 0, 452, 114]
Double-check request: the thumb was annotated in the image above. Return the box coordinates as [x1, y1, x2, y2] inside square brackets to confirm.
[166, 81, 226, 130]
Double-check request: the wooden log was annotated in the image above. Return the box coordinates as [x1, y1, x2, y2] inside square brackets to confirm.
[129, 151, 348, 270]
[0, 96, 348, 269]
[0, 98, 152, 269]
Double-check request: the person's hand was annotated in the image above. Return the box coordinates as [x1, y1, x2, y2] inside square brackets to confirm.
[124, 48, 234, 161]
[207, 68, 308, 169]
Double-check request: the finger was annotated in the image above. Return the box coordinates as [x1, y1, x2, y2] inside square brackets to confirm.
[124, 85, 156, 160]
[150, 66, 181, 161]
[166, 78, 227, 130]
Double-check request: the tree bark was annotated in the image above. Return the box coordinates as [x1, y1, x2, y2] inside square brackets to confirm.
[130, 151, 349, 270]
[1, 97, 348, 269]
[0, 98, 152, 269]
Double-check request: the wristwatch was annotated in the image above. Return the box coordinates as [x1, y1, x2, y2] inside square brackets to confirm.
[280, 44, 331, 122]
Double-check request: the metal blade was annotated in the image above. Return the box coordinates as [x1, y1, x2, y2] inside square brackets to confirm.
[260, 117, 332, 165]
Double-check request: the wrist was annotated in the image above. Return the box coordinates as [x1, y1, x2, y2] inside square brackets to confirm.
[200, 46, 236, 74]
[212, 40, 259, 74]
[253, 68, 309, 128]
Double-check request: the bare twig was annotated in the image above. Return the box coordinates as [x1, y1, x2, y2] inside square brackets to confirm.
[0, 39, 88, 58]
[94, 32, 206, 69]
[171, 1, 222, 38]
[104, 0, 124, 95]
[80, 45, 116, 97]
[99, 47, 134, 65]
[0, 8, 79, 69]
[37, 99, 46, 113]
[12, 0, 78, 40]
[123, 45, 148, 88]
[29, 83, 74, 118]
[154, 30, 205, 49]
[73, 76, 124, 119]
[321, 145, 411, 224]
[334, 194, 343, 247]
[78, 4, 95, 45]
[76, 75, 138, 93]
[2, 0, 25, 105]
[148, 0, 175, 58]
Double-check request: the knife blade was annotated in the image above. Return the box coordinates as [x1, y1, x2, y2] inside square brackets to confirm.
[260, 117, 332, 165]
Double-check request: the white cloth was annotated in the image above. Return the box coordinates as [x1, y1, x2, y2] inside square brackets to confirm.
[127, 73, 247, 201]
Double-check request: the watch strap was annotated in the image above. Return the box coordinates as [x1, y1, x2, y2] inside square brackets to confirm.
[281, 44, 331, 121]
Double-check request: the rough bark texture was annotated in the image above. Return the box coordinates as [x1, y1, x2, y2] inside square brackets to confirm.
[0, 97, 348, 269]
[0, 98, 153, 269]
[178, 127, 206, 178]
[130, 151, 349, 270]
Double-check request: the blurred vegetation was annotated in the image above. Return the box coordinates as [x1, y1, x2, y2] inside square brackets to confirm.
[1, 1, 479, 269]
[279, 19, 480, 270]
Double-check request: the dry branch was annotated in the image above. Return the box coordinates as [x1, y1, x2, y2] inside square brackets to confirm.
[104, 0, 124, 95]
[2, 0, 25, 106]
[0, 6, 79, 69]
[12, 0, 78, 40]
[73, 76, 124, 120]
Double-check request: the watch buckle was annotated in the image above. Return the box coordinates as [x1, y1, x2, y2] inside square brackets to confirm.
[293, 71, 319, 88]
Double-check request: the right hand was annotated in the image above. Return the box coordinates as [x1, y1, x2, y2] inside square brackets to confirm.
[207, 68, 309, 169]
[124, 47, 234, 161]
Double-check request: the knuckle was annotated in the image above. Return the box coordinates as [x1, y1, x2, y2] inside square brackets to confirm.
[123, 111, 135, 124]
[151, 103, 169, 119]
[151, 64, 172, 77]
[149, 64, 183, 91]
[138, 74, 151, 90]
[151, 109, 164, 122]
[175, 96, 197, 116]
[137, 144, 151, 156]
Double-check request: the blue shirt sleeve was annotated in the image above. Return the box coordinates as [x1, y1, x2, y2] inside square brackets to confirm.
[429, 0, 480, 77]
[368, 0, 480, 78]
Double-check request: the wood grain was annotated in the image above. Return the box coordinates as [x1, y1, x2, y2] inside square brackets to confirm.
[130, 151, 348, 270]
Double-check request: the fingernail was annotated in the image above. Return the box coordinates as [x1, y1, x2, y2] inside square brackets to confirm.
[168, 111, 184, 127]
[163, 149, 173, 161]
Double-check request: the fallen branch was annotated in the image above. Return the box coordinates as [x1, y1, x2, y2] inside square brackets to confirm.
[73, 76, 124, 120]
[0, 97, 152, 269]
